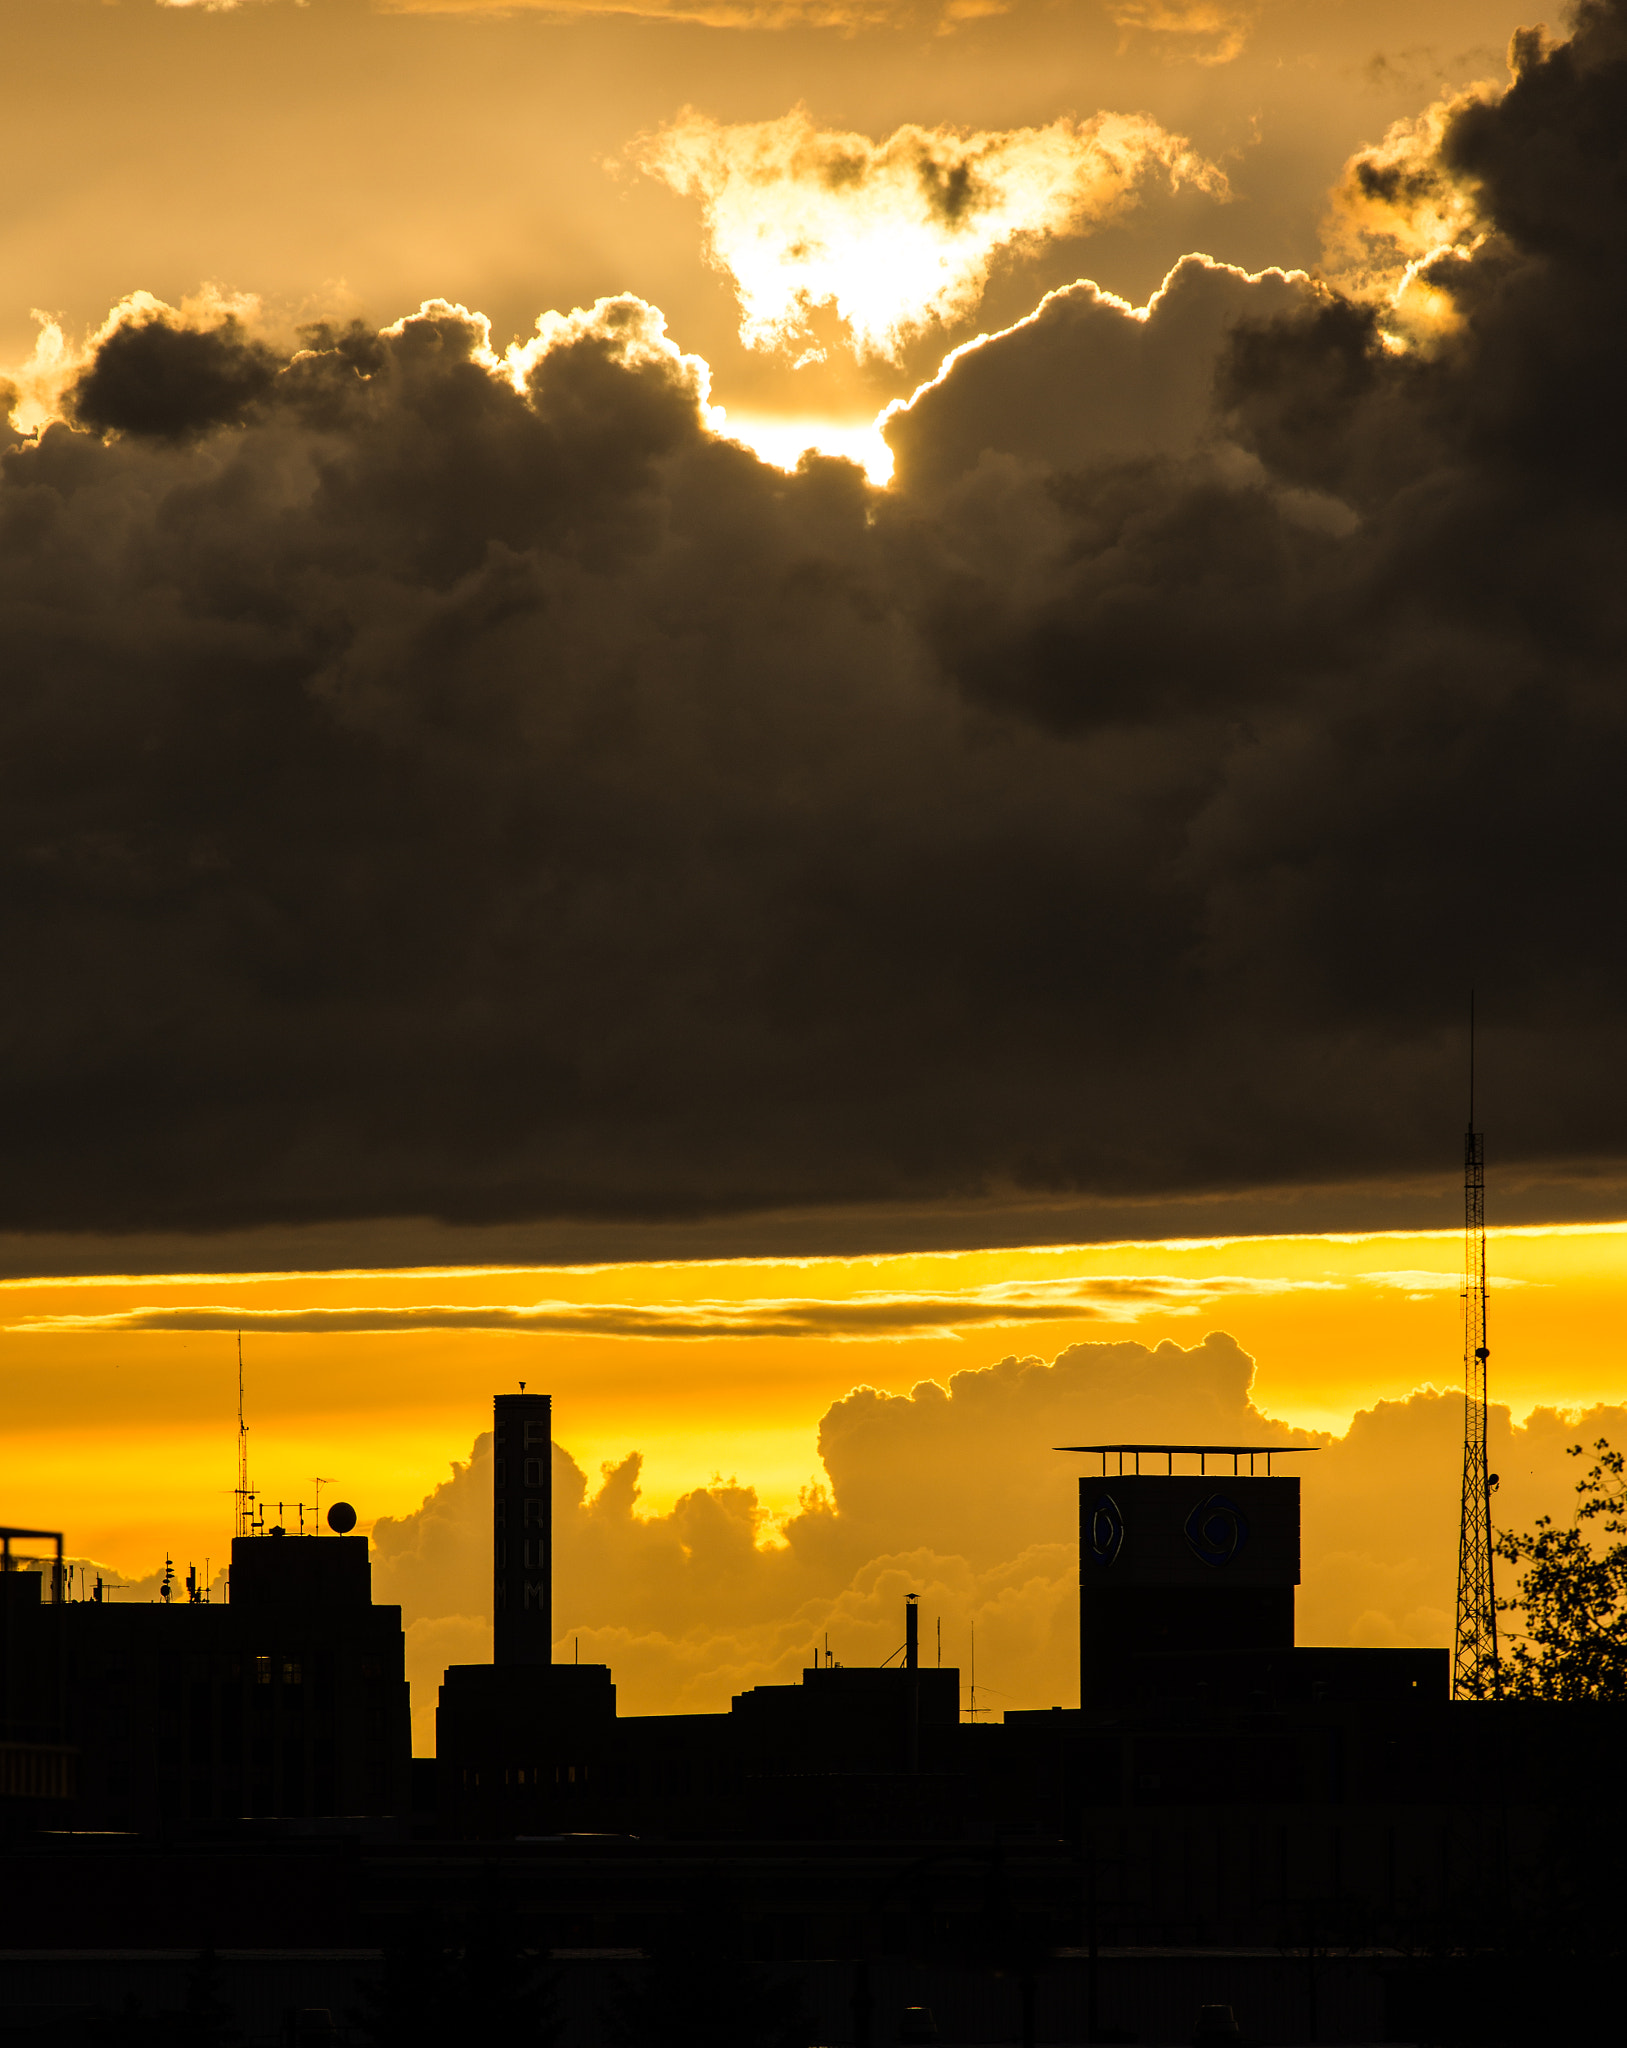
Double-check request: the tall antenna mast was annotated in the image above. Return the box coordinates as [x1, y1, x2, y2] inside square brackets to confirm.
[235, 1330, 254, 1539]
[1453, 995, 1500, 1699]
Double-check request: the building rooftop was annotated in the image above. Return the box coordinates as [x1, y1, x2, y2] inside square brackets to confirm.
[1056, 1445, 1320, 1475]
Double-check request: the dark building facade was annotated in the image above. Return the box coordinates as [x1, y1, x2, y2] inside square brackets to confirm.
[494, 1390, 552, 1666]
[1076, 1466, 1301, 1692]
[6, 1414, 1623, 2042]
[435, 1422, 1504, 1959]
[1, 1535, 77, 1831]
[437, 1391, 576, 1830]
[2, 1529, 410, 1833]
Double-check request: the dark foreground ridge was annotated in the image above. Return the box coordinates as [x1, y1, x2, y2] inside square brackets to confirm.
[2, 1398, 1621, 2044]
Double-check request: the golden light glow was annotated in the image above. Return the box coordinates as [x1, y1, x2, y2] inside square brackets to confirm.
[720, 412, 895, 484]
[634, 107, 1227, 364]
[1321, 82, 1502, 348]
[8, 1223, 1624, 1739]
[4, 287, 264, 437]
[5, 1222, 1626, 1572]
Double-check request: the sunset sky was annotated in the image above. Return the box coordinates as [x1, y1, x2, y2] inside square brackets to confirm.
[5, 1221, 1627, 1556]
[5, 0, 1524, 453]
[6, 1214, 1627, 1746]
[4, 0, 1626, 1740]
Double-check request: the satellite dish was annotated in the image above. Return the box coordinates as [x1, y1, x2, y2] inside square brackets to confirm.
[327, 1501, 358, 1534]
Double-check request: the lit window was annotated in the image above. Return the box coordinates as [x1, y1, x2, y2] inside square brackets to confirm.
[282, 1659, 302, 1686]
[254, 1656, 272, 1685]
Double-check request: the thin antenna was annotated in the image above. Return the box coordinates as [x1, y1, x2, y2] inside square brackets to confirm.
[235, 1331, 254, 1539]
[1453, 996, 1500, 1699]
[314, 1477, 334, 1536]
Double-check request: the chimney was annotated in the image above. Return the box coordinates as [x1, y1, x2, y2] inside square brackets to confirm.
[493, 1392, 552, 1666]
[905, 1593, 920, 1777]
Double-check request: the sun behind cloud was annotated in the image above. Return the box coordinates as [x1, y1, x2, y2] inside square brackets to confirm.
[634, 105, 1227, 363]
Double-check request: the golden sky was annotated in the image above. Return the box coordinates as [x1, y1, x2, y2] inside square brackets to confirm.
[4, 0, 1522, 455]
[7, 1220, 1624, 1576]
[6, 0, 1627, 1740]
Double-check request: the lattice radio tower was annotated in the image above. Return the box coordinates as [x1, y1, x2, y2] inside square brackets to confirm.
[234, 1329, 256, 1539]
[1453, 1003, 1500, 1699]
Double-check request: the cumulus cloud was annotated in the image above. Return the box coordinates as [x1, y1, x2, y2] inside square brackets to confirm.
[1318, 82, 1502, 338]
[880, 254, 1309, 489]
[634, 107, 1226, 361]
[4, 5, 1627, 1239]
[4, 287, 268, 438]
[367, 1326, 1627, 1746]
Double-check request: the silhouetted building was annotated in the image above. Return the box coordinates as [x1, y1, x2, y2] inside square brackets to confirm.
[1073, 1453, 1303, 1696]
[1, 1531, 76, 1831]
[438, 1658, 617, 1834]
[494, 1390, 552, 1666]
[438, 1392, 622, 1831]
[6, 1408, 1625, 2048]
[434, 1419, 1479, 1963]
[2, 1527, 409, 1833]
[7, 1406, 1624, 2044]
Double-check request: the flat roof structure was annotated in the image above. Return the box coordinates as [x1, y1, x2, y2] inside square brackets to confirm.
[1055, 1445, 1320, 1476]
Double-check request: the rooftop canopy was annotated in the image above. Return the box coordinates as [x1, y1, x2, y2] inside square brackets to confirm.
[1054, 1444, 1320, 1475]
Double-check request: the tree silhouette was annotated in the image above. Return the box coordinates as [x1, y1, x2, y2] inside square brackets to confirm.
[1495, 1439, 1627, 1699]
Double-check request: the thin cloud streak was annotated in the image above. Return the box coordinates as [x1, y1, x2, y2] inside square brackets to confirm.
[11, 1273, 1339, 1341]
[1105, 2, 1256, 67]
[379, 0, 925, 21]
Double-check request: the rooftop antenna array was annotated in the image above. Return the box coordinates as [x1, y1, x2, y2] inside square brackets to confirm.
[1453, 996, 1500, 1700]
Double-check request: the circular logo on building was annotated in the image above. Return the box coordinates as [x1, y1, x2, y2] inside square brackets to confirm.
[1184, 1492, 1249, 1566]
[1087, 1493, 1125, 1567]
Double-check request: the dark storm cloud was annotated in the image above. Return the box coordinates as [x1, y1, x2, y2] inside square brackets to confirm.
[4, 5, 1627, 1239]
[68, 313, 280, 440]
